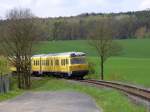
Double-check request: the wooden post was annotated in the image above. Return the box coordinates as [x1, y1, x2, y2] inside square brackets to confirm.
[0, 74, 10, 93]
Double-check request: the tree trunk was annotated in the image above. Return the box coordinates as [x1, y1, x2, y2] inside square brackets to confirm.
[100, 56, 104, 80]
[17, 66, 21, 89]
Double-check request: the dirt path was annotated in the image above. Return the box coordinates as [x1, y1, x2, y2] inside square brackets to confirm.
[0, 91, 100, 112]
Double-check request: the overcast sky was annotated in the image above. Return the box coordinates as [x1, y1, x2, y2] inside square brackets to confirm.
[0, 0, 150, 18]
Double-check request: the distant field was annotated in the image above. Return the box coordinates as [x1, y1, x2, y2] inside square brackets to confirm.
[35, 39, 150, 87]
[35, 39, 150, 58]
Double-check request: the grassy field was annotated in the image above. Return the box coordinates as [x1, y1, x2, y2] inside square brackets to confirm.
[35, 39, 150, 87]
[35, 39, 150, 58]
[88, 57, 150, 87]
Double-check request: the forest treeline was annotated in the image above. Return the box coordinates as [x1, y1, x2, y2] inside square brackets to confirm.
[0, 10, 150, 40]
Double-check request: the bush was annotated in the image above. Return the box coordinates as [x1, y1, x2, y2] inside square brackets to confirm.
[88, 61, 96, 74]
[0, 56, 10, 75]
[85, 59, 99, 79]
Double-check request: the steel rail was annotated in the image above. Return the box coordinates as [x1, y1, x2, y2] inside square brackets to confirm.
[76, 79, 150, 101]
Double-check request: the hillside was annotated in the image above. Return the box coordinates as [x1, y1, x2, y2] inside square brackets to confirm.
[35, 39, 150, 58]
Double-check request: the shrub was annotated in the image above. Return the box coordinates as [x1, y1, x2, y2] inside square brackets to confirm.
[0, 56, 10, 75]
[85, 59, 99, 79]
[88, 61, 96, 74]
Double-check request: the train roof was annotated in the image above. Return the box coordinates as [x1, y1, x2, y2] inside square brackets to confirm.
[32, 52, 86, 58]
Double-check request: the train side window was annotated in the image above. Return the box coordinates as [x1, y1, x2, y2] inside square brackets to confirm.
[51, 60, 53, 66]
[66, 59, 68, 65]
[35, 60, 36, 66]
[37, 60, 38, 66]
[55, 59, 59, 66]
[61, 59, 64, 66]
[37, 60, 39, 66]
[46, 60, 49, 66]
[64, 59, 66, 66]
[34, 60, 35, 66]
[63, 59, 66, 66]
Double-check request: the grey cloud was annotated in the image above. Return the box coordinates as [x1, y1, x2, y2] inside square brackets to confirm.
[0, 0, 149, 18]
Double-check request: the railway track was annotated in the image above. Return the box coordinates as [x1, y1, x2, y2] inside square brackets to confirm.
[76, 79, 150, 101]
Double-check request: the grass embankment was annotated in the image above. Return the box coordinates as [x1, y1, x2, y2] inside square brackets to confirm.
[0, 90, 22, 101]
[35, 39, 150, 87]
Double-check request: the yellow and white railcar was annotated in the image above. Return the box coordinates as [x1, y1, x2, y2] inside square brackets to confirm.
[31, 52, 88, 78]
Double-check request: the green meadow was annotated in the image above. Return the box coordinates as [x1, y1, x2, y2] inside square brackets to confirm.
[35, 39, 150, 87]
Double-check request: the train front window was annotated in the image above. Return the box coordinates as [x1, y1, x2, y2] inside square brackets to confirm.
[71, 57, 86, 64]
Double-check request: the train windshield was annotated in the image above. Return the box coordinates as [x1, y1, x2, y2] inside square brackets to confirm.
[71, 57, 86, 64]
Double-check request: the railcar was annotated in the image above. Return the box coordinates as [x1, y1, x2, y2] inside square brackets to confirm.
[31, 52, 89, 78]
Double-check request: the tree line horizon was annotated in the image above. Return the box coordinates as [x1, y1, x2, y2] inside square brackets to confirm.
[0, 9, 150, 41]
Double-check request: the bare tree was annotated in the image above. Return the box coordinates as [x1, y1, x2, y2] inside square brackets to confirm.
[88, 17, 122, 80]
[1, 8, 39, 89]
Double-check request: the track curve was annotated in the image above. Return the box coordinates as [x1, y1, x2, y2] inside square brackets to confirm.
[75, 79, 150, 101]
